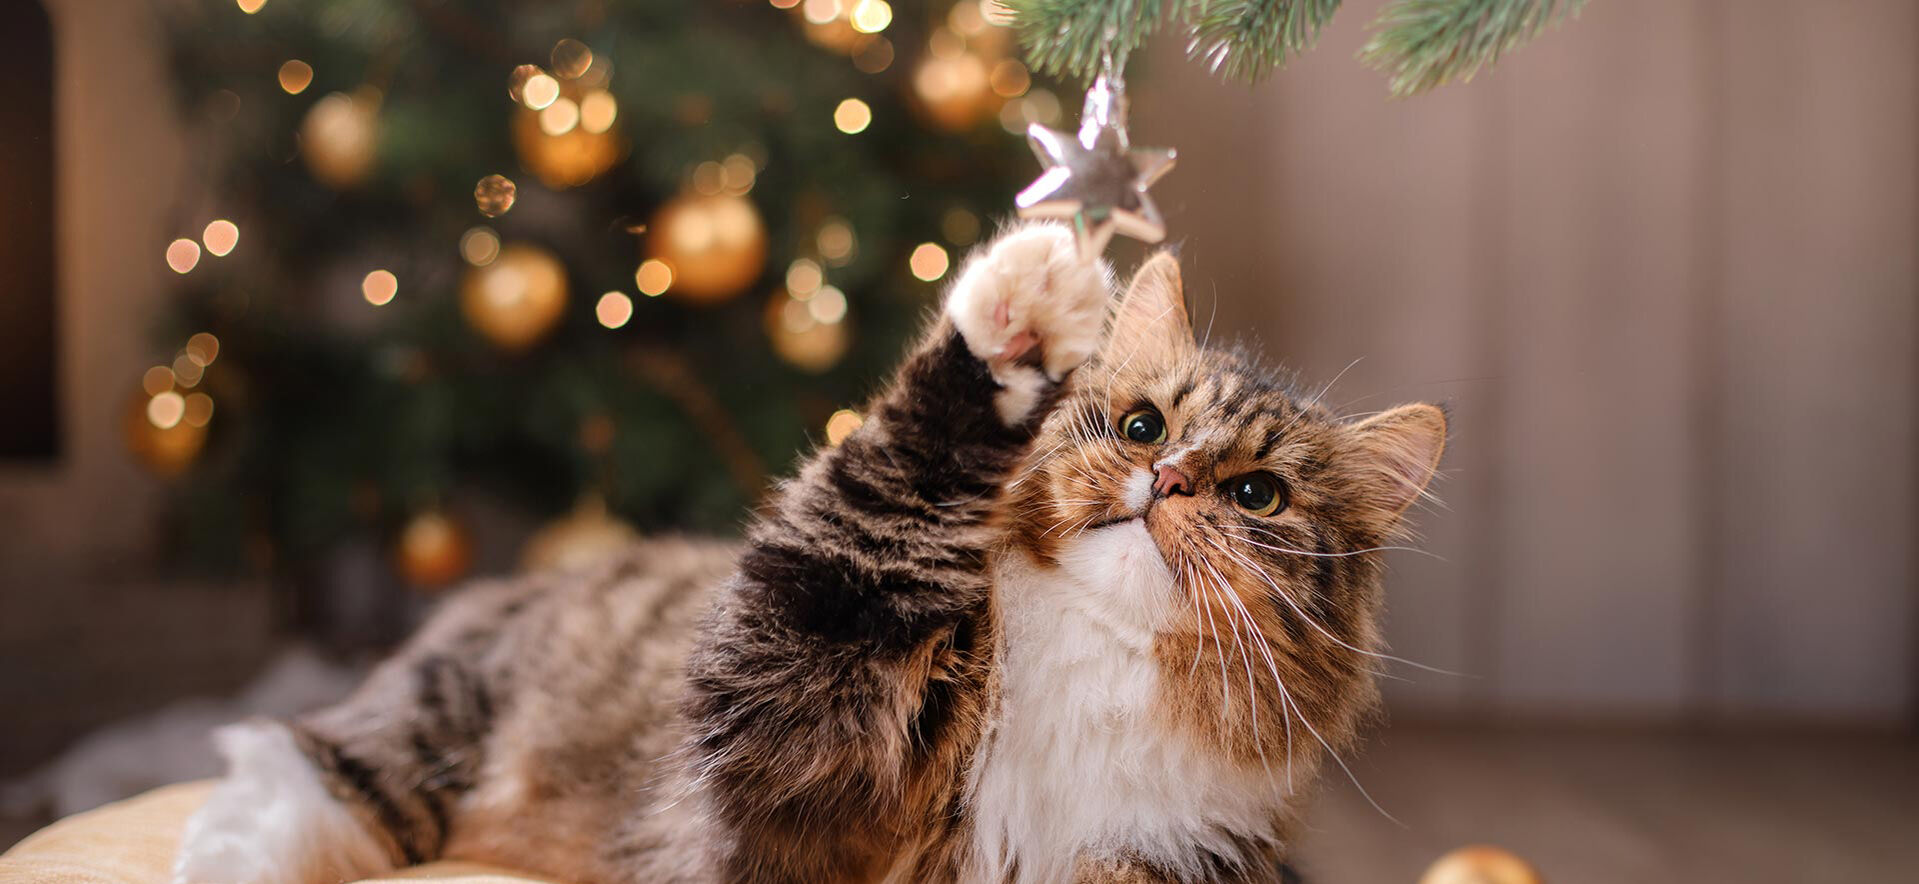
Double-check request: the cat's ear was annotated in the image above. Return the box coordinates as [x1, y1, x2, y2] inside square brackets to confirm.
[1105, 251, 1194, 364]
[1346, 403, 1447, 523]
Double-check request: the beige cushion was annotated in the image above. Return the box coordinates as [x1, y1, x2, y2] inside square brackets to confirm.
[0, 783, 550, 884]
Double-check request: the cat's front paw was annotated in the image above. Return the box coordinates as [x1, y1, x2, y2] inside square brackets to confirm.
[946, 223, 1111, 384]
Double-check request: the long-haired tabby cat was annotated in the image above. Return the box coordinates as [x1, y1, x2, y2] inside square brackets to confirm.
[173, 223, 1445, 884]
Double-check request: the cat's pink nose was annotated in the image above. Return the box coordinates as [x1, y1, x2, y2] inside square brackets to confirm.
[1152, 464, 1194, 498]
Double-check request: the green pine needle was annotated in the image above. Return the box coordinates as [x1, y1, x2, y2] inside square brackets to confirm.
[1361, 0, 1586, 96]
[1006, 0, 1171, 81]
[1188, 1, 1341, 83]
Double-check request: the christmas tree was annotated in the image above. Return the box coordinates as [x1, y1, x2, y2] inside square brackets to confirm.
[147, 0, 1048, 610]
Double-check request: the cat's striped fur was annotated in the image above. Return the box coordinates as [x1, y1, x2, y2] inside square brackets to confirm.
[174, 223, 1445, 884]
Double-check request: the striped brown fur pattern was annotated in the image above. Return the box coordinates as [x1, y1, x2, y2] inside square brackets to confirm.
[177, 223, 1446, 884]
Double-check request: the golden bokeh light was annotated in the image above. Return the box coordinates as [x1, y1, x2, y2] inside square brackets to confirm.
[908, 242, 950, 281]
[990, 59, 1030, 98]
[817, 218, 856, 265]
[721, 154, 757, 194]
[166, 239, 201, 274]
[521, 73, 561, 110]
[852, 37, 895, 73]
[362, 269, 398, 306]
[460, 227, 501, 266]
[850, 0, 892, 33]
[183, 393, 215, 428]
[785, 259, 823, 297]
[769, 0, 800, 8]
[825, 409, 863, 446]
[508, 64, 541, 103]
[766, 288, 850, 372]
[186, 332, 221, 367]
[579, 90, 618, 133]
[808, 285, 848, 324]
[692, 161, 726, 196]
[949, 1, 988, 35]
[942, 207, 980, 245]
[278, 60, 313, 95]
[236, 0, 267, 13]
[634, 259, 674, 296]
[172, 354, 205, 388]
[834, 98, 872, 134]
[203, 220, 239, 257]
[539, 97, 581, 135]
[550, 39, 594, 79]
[801, 0, 841, 25]
[474, 174, 516, 217]
[142, 366, 175, 397]
[147, 391, 187, 430]
[596, 291, 634, 329]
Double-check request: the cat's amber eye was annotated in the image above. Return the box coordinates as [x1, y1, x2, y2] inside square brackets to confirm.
[1118, 408, 1167, 444]
[1226, 472, 1287, 517]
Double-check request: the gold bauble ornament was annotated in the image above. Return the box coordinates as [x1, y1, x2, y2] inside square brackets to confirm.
[511, 80, 623, 189]
[1419, 846, 1544, 884]
[460, 243, 570, 352]
[300, 91, 380, 189]
[764, 287, 850, 373]
[520, 495, 641, 573]
[394, 509, 472, 591]
[912, 44, 999, 132]
[122, 388, 208, 477]
[646, 192, 768, 303]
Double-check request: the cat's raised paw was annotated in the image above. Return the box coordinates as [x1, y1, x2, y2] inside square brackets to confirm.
[946, 223, 1110, 385]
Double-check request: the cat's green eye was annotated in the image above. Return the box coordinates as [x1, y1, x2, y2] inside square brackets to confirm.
[1119, 408, 1167, 444]
[1227, 472, 1287, 517]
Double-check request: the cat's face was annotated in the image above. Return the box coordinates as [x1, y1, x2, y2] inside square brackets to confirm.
[1008, 254, 1446, 767]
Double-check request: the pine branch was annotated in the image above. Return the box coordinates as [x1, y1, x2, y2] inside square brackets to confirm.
[1008, 0, 1171, 81]
[1188, 0, 1340, 83]
[1360, 0, 1586, 96]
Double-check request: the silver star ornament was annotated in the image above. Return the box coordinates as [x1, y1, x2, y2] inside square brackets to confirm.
[1015, 72, 1176, 258]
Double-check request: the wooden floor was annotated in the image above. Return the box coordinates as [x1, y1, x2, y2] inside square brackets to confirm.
[5, 726, 1916, 880]
[1295, 725, 1919, 883]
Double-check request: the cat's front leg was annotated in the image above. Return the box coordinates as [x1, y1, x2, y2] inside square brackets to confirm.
[683, 222, 1109, 882]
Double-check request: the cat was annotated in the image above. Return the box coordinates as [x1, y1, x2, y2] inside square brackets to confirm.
[172, 222, 1446, 884]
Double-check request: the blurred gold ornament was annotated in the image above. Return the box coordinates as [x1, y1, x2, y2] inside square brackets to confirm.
[913, 46, 998, 132]
[123, 386, 207, 477]
[300, 91, 380, 190]
[394, 509, 472, 590]
[1419, 846, 1544, 884]
[645, 191, 767, 303]
[475, 174, 517, 217]
[512, 82, 622, 188]
[461, 243, 569, 351]
[520, 495, 640, 573]
[765, 287, 849, 372]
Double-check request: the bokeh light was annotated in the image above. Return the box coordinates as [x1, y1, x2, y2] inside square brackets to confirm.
[183, 393, 215, 428]
[236, 0, 267, 13]
[634, 259, 673, 296]
[166, 239, 201, 274]
[579, 90, 618, 133]
[817, 218, 857, 265]
[550, 39, 594, 79]
[474, 175, 516, 217]
[539, 97, 581, 135]
[460, 227, 501, 266]
[834, 98, 872, 134]
[990, 59, 1031, 97]
[147, 391, 186, 430]
[850, 0, 893, 33]
[141, 366, 175, 397]
[202, 220, 239, 256]
[801, 0, 841, 25]
[186, 332, 221, 366]
[596, 291, 634, 329]
[942, 207, 980, 245]
[172, 354, 205, 388]
[278, 60, 313, 95]
[785, 259, 823, 297]
[825, 409, 863, 446]
[521, 73, 560, 110]
[852, 38, 895, 74]
[808, 285, 848, 324]
[362, 269, 398, 305]
[909, 242, 950, 281]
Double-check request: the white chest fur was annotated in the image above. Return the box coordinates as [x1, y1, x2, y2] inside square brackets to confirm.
[964, 521, 1284, 884]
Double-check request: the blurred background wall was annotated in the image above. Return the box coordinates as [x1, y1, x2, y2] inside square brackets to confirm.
[1139, 0, 1917, 725]
[2, 0, 1914, 787]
